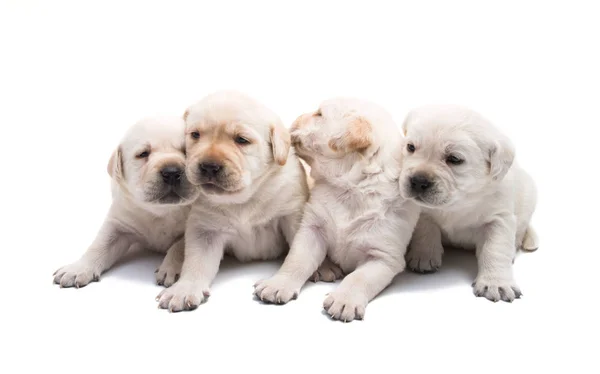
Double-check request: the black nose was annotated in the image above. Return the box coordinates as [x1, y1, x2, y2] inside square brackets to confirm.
[410, 174, 432, 193]
[161, 166, 182, 185]
[199, 162, 222, 177]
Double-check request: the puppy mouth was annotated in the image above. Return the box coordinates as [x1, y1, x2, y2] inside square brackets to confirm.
[199, 181, 242, 195]
[157, 190, 184, 204]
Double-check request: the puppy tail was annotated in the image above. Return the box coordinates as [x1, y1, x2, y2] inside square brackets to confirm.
[521, 225, 539, 251]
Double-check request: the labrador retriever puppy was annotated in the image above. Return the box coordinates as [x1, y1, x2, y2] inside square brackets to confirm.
[155, 91, 311, 312]
[399, 105, 538, 302]
[253, 98, 420, 322]
[53, 116, 199, 288]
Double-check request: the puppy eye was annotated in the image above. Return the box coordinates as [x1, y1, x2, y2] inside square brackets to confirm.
[136, 151, 150, 159]
[314, 110, 322, 117]
[407, 143, 416, 153]
[235, 136, 250, 145]
[446, 155, 464, 165]
[191, 131, 200, 139]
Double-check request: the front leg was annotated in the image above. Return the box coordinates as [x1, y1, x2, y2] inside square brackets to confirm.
[53, 220, 133, 288]
[406, 213, 444, 273]
[472, 214, 521, 302]
[254, 208, 329, 304]
[324, 257, 402, 322]
[280, 210, 343, 284]
[156, 229, 227, 312]
[155, 237, 184, 287]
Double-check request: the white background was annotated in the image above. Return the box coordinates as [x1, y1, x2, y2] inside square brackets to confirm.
[1, 1, 598, 373]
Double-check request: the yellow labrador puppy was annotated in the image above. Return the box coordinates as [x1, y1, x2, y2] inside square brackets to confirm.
[400, 105, 538, 302]
[53, 116, 199, 288]
[156, 91, 310, 312]
[254, 98, 420, 322]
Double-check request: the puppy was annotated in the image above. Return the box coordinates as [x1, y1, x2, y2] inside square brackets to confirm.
[399, 105, 538, 302]
[253, 98, 420, 322]
[53, 116, 199, 288]
[155, 91, 311, 312]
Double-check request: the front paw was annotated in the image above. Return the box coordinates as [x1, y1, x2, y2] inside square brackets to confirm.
[253, 276, 300, 304]
[309, 258, 344, 283]
[155, 259, 181, 287]
[406, 243, 443, 274]
[156, 280, 210, 312]
[472, 274, 522, 302]
[323, 290, 367, 322]
[53, 262, 100, 288]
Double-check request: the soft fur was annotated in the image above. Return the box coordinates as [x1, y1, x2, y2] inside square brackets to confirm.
[53, 116, 199, 288]
[399, 104, 538, 302]
[253, 98, 420, 322]
[156, 91, 310, 312]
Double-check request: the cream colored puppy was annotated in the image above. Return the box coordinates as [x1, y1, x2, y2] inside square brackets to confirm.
[156, 91, 310, 312]
[400, 105, 538, 302]
[53, 117, 199, 288]
[254, 98, 420, 322]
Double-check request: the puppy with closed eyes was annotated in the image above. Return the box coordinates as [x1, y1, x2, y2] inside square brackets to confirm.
[53, 116, 199, 288]
[156, 91, 315, 312]
[400, 105, 538, 302]
[254, 98, 420, 322]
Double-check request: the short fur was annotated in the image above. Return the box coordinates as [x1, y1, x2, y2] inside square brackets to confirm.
[253, 98, 420, 322]
[156, 91, 310, 312]
[399, 104, 538, 302]
[53, 116, 199, 288]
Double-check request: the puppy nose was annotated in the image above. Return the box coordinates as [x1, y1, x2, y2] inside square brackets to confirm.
[410, 175, 432, 192]
[161, 166, 183, 185]
[199, 162, 222, 177]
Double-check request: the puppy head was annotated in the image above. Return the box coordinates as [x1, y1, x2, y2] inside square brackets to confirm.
[290, 97, 400, 182]
[183, 91, 290, 203]
[107, 116, 199, 206]
[399, 105, 515, 207]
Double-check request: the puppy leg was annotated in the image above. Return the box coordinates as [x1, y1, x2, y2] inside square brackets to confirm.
[279, 211, 343, 283]
[156, 230, 226, 312]
[156, 238, 184, 287]
[323, 258, 401, 322]
[254, 209, 328, 304]
[53, 221, 132, 288]
[472, 215, 522, 302]
[406, 214, 444, 273]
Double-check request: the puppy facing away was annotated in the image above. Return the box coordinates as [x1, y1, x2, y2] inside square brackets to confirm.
[254, 98, 421, 322]
[155, 91, 312, 312]
[53, 116, 199, 288]
[400, 105, 538, 302]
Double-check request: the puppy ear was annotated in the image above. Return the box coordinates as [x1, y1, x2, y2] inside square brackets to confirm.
[107, 147, 125, 181]
[488, 135, 515, 181]
[329, 116, 372, 152]
[183, 109, 189, 122]
[270, 123, 291, 166]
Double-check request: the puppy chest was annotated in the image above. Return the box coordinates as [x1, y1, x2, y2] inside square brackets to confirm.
[226, 221, 287, 261]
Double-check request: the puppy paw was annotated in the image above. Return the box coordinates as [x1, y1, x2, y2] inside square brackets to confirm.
[253, 276, 300, 304]
[53, 262, 100, 288]
[156, 280, 210, 312]
[155, 258, 181, 287]
[323, 290, 367, 322]
[472, 274, 522, 302]
[406, 244, 443, 273]
[310, 258, 344, 282]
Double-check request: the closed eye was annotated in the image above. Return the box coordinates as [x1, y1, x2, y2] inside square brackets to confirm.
[234, 136, 251, 145]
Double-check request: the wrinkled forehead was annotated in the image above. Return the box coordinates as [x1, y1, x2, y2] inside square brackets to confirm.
[410, 124, 480, 155]
[122, 118, 186, 154]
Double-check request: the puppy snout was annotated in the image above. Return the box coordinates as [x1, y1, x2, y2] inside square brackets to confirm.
[160, 166, 183, 185]
[410, 174, 432, 193]
[199, 161, 222, 178]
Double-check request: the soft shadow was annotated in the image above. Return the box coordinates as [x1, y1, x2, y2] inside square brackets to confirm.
[381, 247, 478, 296]
[106, 249, 163, 284]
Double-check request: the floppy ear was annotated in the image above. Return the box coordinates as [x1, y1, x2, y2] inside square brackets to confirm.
[270, 123, 291, 166]
[107, 146, 125, 181]
[328, 116, 372, 152]
[488, 135, 515, 181]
